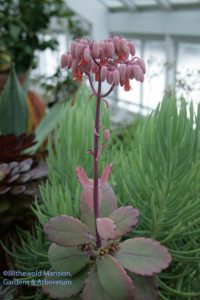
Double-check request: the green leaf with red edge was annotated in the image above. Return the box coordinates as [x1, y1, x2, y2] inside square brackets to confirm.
[96, 255, 135, 300]
[80, 192, 96, 235]
[81, 187, 102, 212]
[97, 218, 117, 240]
[131, 274, 158, 300]
[100, 183, 118, 217]
[76, 166, 118, 218]
[100, 164, 113, 184]
[48, 243, 89, 275]
[109, 206, 139, 237]
[43, 215, 94, 247]
[83, 270, 113, 300]
[42, 268, 88, 299]
[114, 238, 172, 276]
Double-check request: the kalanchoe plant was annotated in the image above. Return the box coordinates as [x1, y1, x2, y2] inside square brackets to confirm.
[43, 37, 172, 300]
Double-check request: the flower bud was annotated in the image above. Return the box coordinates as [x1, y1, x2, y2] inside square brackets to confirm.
[70, 41, 77, 58]
[67, 55, 73, 69]
[136, 58, 146, 73]
[127, 42, 135, 56]
[104, 129, 110, 141]
[100, 66, 108, 81]
[119, 38, 128, 53]
[124, 80, 131, 91]
[75, 43, 84, 58]
[60, 53, 68, 68]
[140, 72, 144, 82]
[112, 69, 120, 85]
[106, 71, 113, 84]
[126, 64, 134, 79]
[113, 36, 120, 53]
[92, 42, 100, 58]
[99, 43, 106, 61]
[83, 47, 92, 62]
[132, 65, 142, 81]
[71, 59, 78, 74]
[105, 42, 115, 58]
[119, 64, 127, 82]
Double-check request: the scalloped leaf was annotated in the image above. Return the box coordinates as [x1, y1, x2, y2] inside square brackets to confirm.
[97, 218, 117, 240]
[80, 192, 96, 235]
[42, 268, 88, 299]
[44, 215, 94, 247]
[109, 206, 139, 237]
[114, 238, 172, 276]
[96, 255, 135, 300]
[48, 243, 89, 275]
[81, 187, 102, 212]
[76, 167, 92, 189]
[83, 270, 113, 300]
[131, 274, 158, 300]
[100, 183, 118, 217]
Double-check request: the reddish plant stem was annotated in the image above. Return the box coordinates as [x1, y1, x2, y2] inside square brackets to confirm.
[93, 68, 102, 248]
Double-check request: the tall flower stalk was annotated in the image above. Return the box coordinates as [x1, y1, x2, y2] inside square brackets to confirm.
[43, 36, 171, 300]
[61, 36, 146, 248]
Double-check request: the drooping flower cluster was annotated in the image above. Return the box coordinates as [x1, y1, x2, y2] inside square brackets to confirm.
[61, 36, 146, 91]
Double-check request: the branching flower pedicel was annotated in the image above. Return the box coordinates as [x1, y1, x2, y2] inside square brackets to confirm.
[42, 37, 171, 300]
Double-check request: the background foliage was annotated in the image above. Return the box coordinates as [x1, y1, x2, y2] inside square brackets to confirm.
[0, 0, 88, 73]
[112, 97, 200, 299]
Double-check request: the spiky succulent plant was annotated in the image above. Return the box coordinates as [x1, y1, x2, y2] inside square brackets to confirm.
[0, 133, 48, 232]
[0, 285, 14, 300]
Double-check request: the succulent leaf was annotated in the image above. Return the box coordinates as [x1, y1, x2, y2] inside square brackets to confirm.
[115, 238, 172, 276]
[81, 187, 102, 212]
[44, 215, 94, 247]
[42, 268, 88, 299]
[100, 164, 112, 184]
[0, 67, 28, 135]
[100, 183, 118, 217]
[0, 134, 36, 163]
[97, 218, 117, 240]
[80, 192, 96, 235]
[96, 254, 135, 300]
[48, 243, 89, 275]
[76, 167, 91, 189]
[83, 270, 113, 300]
[109, 206, 139, 237]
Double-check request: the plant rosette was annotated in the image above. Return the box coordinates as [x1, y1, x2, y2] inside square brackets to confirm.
[43, 36, 172, 300]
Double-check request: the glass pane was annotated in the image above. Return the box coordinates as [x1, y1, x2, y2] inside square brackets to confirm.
[143, 40, 166, 110]
[100, 0, 125, 8]
[176, 42, 200, 108]
[134, 0, 157, 6]
[31, 33, 68, 77]
[169, 0, 199, 4]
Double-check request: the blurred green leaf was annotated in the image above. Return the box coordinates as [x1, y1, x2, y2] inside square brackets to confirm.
[0, 66, 28, 134]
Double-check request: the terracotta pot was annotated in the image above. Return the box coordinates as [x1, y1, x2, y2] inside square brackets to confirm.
[0, 71, 27, 94]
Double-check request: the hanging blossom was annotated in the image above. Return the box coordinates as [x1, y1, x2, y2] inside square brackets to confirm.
[60, 36, 146, 91]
